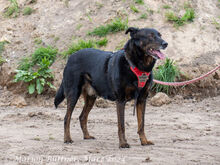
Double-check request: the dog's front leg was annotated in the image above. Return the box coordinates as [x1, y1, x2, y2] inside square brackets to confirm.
[136, 99, 154, 145]
[116, 101, 130, 148]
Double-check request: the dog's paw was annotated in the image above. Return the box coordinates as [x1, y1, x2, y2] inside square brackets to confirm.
[119, 143, 130, 148]
[64, 139, 73, 144]
[141, 140, 154, 146]
[84, 135, 95, 140]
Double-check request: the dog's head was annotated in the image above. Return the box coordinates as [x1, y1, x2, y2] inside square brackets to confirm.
[125, 27, 168, 71]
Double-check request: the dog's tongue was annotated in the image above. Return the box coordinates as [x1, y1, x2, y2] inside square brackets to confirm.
[152, 50, 165, 60]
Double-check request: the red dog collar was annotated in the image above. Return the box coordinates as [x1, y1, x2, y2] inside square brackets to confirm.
[130, 66, 150, 88]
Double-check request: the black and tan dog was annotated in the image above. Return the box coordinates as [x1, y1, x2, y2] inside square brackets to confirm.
[54, 27, 168, 148]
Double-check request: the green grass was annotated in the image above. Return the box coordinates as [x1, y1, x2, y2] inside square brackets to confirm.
[153, 58, 181, 94]
[0, 56, 5, 65]
[88, 18, 128, 37]
[62, 40, 96, 58]
[0, 41, 8, 65]
[139, 13, 148, 19]
[76, 24, 82, 30]
[115, 39, 127, 51]
[165, 8, 195, 28]
[134, 0, 144, 5]
[23, 7, 33, 15]
[130, 5, 139, 13]
[62, 38, 109, 58]
[15, 46, 57, 95]
[4, 0, 19, 17]
[96, 38, 108, 47]
[146, 7, 154, 15]
[86, 13, 93, 22]
[212, 18, 220, 30]
[163, 4, 171, 9]
[34, 38, 42, 45]
[184, 1, 192, 9]
[95, 2, 104, 9]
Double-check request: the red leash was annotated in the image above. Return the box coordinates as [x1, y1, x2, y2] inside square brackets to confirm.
[153, 65, 220, 86]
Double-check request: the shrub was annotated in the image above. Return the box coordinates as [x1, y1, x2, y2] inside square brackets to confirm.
[14, 46, 57, 94]
[88, 18, 128, 37]
[153, 58, 180, 94]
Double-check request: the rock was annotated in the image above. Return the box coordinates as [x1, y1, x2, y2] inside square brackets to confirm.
[150, 92, 171, 106]
[95, 98, 109, 108]
[10, 95, 27, 107]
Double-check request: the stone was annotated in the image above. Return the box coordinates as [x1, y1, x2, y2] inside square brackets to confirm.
[11, 95, 27, 107]
[150, 92, 171, 106]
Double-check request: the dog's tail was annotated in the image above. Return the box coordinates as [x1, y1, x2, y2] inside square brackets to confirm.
[54, 81, 65, 108]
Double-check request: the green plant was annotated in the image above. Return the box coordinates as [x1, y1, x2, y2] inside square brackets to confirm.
[0, 41, 8, 65]
[165, 8, 195, 28]
[96, 38, 108, 47]
[134, 0, 144, 5]
[95, 2, 104, 9]
[130, 5, 139, 13]
[115, 39, 127, 51]
[163, 4, 171, 9]
[62, 40, 96, 57]
[62, 38, 109, 57]
[86, 13, 93, 22]
[88, 18, 128, 37]
[23, 7, 33, 15]
[4, 0, 19, 17]
[76, 24, 82, 30]
[212, 18, 220, 30]
[146, 7, 154, 15]
[14, 46, 57, 94]
[153, 58, 180, 94]
[0, 41, 7, 55]
[139, 13, 148, 19]
[34, 38, 42, 45]
[54, 37, 60, 42]
[0, 56, 5, 65]
[184, 1, 191, 9]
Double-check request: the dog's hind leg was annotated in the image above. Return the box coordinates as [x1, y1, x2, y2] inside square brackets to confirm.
[136, 99, 154, 146]
[64, 88, 81, 143]
[79, 90, 96, 139]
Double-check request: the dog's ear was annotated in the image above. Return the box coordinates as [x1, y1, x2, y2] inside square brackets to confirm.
[125, 27, 139, 38]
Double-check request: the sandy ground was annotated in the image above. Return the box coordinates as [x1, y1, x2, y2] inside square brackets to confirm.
[0, 96, 219, 165]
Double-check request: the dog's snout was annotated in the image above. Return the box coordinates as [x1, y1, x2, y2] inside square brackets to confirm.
[162, 41, 168, 49]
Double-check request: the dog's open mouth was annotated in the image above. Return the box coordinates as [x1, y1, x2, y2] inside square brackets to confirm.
[148, 48, 165, 60]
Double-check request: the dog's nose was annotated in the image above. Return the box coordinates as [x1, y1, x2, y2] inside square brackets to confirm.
[162, 41, 168, 49]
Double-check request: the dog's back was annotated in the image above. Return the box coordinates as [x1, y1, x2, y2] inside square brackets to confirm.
[55, 48, 115, 108]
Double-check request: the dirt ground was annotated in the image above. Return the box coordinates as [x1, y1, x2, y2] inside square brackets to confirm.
[0, 96, 219, 165]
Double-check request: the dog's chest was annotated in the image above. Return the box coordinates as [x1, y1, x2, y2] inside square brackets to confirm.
[124, 86, 137, 101]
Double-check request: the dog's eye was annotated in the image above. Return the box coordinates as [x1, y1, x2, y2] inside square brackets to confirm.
[158, 33, 162, 37]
